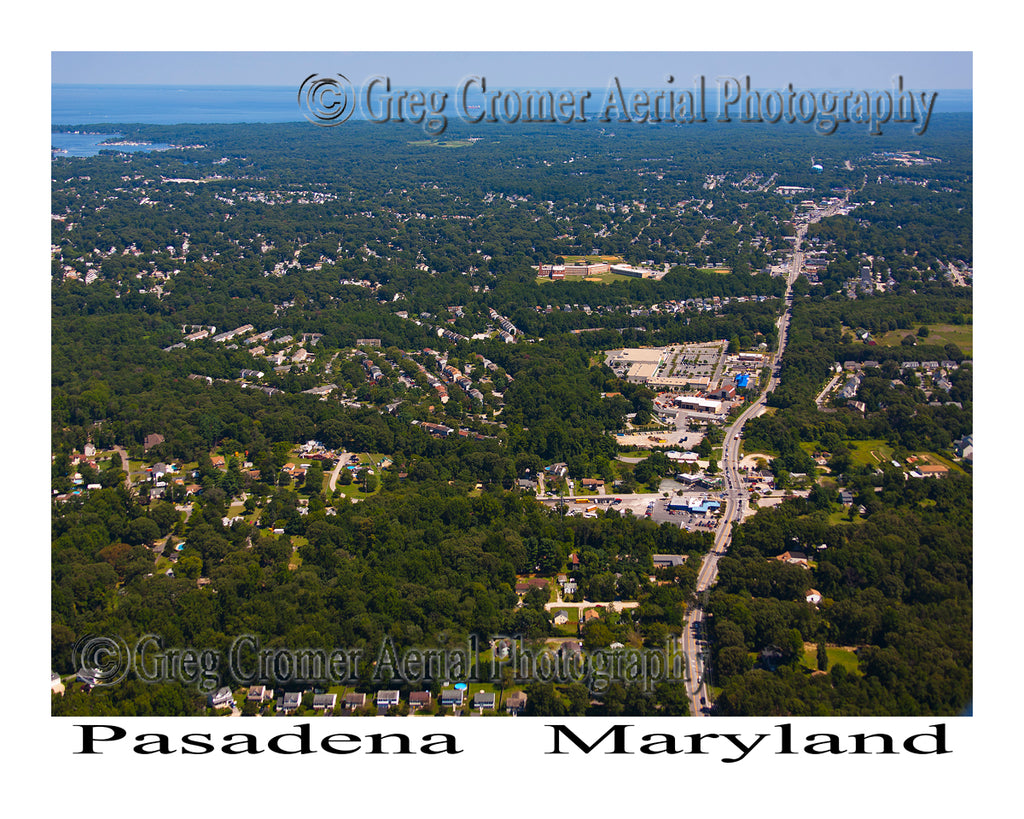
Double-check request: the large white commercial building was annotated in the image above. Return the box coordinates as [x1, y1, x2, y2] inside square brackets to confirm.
[673, 395, 723, 413]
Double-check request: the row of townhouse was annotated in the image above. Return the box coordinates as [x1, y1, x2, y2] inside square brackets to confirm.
[225, 685, 527, 714]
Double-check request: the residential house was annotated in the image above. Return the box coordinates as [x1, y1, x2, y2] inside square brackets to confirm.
[472, 691, 496, 711]
[246, 685, 270, 703]
[954, 434, 973, 462]
[375, 690, 401, 710]
[560, 641, 583, 660]
[409, 691, 432, 711]
[209, 686, 234, 709]
[312, 693, 337, 712]
[440, 688, 465, 707]
[343, 692, 366, 711]
[504, 691, 528, 715]
[515, 577, 549, 596]
[76, 668, 101, 688]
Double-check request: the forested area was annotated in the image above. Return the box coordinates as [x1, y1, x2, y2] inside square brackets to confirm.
[711, 285, 971, 716]
[708, 472, 971, 715]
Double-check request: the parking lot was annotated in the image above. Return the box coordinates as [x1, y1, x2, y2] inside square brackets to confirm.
[642, 494, 723, 530]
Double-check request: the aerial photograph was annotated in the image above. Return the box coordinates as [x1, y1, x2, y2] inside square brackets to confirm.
[49, 50, 973, 723]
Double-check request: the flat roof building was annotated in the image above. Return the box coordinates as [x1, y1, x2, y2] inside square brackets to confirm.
[626, 361, 660, 383]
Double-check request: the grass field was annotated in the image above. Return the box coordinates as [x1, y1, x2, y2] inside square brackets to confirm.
[557, 255, 624, 264]
[800, 645, 862, 676]
[827, 508, 865, 525]
[845, 439, 894, 467]
[829, 440, 967, 476]
[538, 270, 635, 285]
[874, 323, 973, 354]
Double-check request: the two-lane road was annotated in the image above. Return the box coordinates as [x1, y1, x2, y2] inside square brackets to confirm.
[682, 222, 805, 715]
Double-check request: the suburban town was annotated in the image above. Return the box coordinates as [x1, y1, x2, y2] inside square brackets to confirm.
[52, 76, 972, 720]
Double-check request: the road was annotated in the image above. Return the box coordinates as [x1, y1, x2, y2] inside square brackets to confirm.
[815, 372, 842, 407]
[327, 450, 350, 492]
[681, 220, 805, 716]
[113, 445, 133, 490]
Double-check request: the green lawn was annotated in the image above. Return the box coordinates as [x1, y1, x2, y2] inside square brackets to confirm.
[538, 271, 636, 285]
[875, 323, 973, 354]
[288, 536, 306, 570]
[555, 255, 624, 264]
[827, 508, 866, 525]
[800, 646, 862, 676]
[845, 439, 893, 467]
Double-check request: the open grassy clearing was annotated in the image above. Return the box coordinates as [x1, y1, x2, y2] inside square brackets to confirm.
[800, 645, 862, 676]
[874, 323, 973, 354]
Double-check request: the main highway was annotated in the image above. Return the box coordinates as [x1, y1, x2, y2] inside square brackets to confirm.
[681, 222, 805, 716]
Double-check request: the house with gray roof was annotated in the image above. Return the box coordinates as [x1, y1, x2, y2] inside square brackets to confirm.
[440, 688, 464, 707]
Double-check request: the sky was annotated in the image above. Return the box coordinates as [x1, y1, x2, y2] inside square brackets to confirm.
[51, 51, 973, 89]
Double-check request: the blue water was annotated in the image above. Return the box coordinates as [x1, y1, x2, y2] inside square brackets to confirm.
[52, 83, 973, 128]
[51, 131, 174, 157]
[53, 84, 307, 126]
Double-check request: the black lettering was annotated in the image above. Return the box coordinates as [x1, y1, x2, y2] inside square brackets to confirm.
[368, 733, 412, 754]
[904, 724, 950, 754]
[640, 733, 682, 754]
[547, 723, 632, 754]
[223, 733, 263, 754]
[776, 722, 797, 754]
[420, 733, 461, 754]
[75, 724, 127, 754]
[720, 732, 769, 763]
[267, 723, 312, 754]
[134, 733, 173, 754]
[686, 732, 718, 754]
[321, 733, 361, 754]
[804, 733, 845, 754]
[181, 733, 215, 754]
[851, 733, 896, 754]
